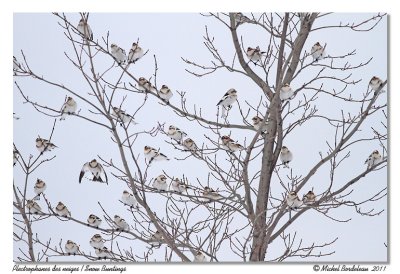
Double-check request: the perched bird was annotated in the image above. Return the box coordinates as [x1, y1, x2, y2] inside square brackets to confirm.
[311, 42, 325, 62]
[33, 179, 47, 200]
[13, 149, 19, 166]
[252, 116, 267, 136]
[246, 46, 265, 64]
[303, 190, 316, 205]
[369, 76, 384, 92]
[13, 112, 20, 120]
[112, 107, 137, 126]
[89, 234, 105, 249]
[153, 175, 168, 191]
[13, 56, 20, 72]
[202, 186, 222, 202]
[280, 146, 293, 167]
[77, 18, 93, 40]
[234, 12, 251, 26]
[26, 200, 41, 214]
[65, 240, 79, 255]
[114, 215, 129, 231]
[79, 159, 108, 184]
[95, 247, 111, 259]
[158, 85, 173, 102]
[167, 125, 187, 144]
[110, 43, 127, 65]
[144, 146, 169, 165]
[121, 190, 137, 208]
[137, 77, 154, 92]
[171, 178, 189, 193]
[60, 97, 77, 120]
[286, 191, 302, 210]
[128, 42, 144, 63]
[149, 231, 163, 246]
[194, 251, 207, 262]
[183, 138, 198, 152]
[55, 201, 71, 217]
[221, 135, 245, 152]
[36, 136, 57, 154]
[365, 150, 382, 169]
[87, 214, 102, 228]
[280, 83, 294, 101]
[217, 88, 238, 118]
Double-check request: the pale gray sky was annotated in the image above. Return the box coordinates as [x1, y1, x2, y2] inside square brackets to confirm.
[13, 13, 387, 262]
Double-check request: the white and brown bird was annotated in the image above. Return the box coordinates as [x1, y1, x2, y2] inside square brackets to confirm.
[13, 149, 19, 167]
[112, 107, 137, 126]
[365, 150, 382, 169]
[33, 179, 47, 200]
[280, 83, 294, 101]
[65, 240, 79, 255]
[90, 234, 105, 249]
[121, 190, 137, 208]
[234, 12, 251, 26]
[95, 246, 111, 259]
[202, 186, 222, 202]
[77, 18, 93, 40]
[252, 116, 267, 136]
[137, 77, 154, 92]
[114, 215, 129, 231]
[60, 97, 77, 120]
[303, 190, 316, 205]
[110, 43, 127, 65]
[26, 199, 41, 214]
[183, 138, 198, 152]
[286, 191, 302, 210]
[171, 178, 189, 193]
[280, 146, 293, 167]
[55, 201, 71, 217]
[167, 125, 187, 144]
[194, 251, 207, 262]
[79, 159, 108, 184]
[36, 136, 57, 154]
[221, 135, 245, 152]
[144, 146, 169, 165]
[369, 76, 384, 92]
[87, 214, 102, 228]
[149, 231, 163, 246]
[128, 42, 144, 63]
[153, 175, 168, 191]
[246, 46, 265, 64]
[217, 88, 238, 118]
[158, 85, 173, 102]
[311, 42, 325, 62]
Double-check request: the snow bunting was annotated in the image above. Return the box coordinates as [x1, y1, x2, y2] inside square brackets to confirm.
[26, 199, 41, 214]
[221, 135, 245, 152]
[158, 85, 173, 102]
[144, 146, 170, 165]
[365, 150, 382, 169]
[280, 146, 293, 167]
[183, 138, 198, 151]
[217, 88, 237, 118]
[303, 190, 316, 204]
[149, 231, 163, 246]
[110, 43, 127, 65]
[153, 175, 168, 191]
[13, 149, 19, 166]
[112, 107, 137, 126]
[77, 18, 93, 40]
[95, 247, 111, 259]
[369, 76, 384, 92]
[286, 191, 302, 210]
[90, 234, 104, 249]
[137, 77, 153, 92]
[121, 190, 137, 208]
[280, 83, 294, 101]
[65, 240, 79, 255]
[252, 116, 267, 136]
[167, 125, 187, 144]
[194, 251, 207, 262]
[87, 214, 102, 228]
[79, 159, 108, 184]
[114, 215, 129, 231]
[33, 179, 46, 200]
[234, 12, 251, 26]
[246, 46, 265, 63]
[60, 97, 77, 120]
[128, 42, 144, 63]
[171, 178, 188, 193]
[311, 42, 325, 62]
[36, 136, 57, 154]
[202, 186, 222, 202]
[55, 201, 71, 217]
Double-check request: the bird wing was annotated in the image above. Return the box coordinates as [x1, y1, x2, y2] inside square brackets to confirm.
[216, 94, 228, 106]
[79, 162, 90, 183]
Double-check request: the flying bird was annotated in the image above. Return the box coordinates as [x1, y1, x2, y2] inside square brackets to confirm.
[221, 135, 245, 152]
[303, 190, 316, 205]
[280, 83, 294, 101]
[167, 125, 187, 144]
[194, 251, 207, 262]
[65, 240, 79, 255]
[55, 201, 71, 217]
[95, 246, 111, 259]
[79, 159, 108, 184]
[87, 214, 102, 228]
[60, 97, 77, 120]
[36, 136, 57, 154]
[90, 234, 105, 249]
[121, 190, 137, 208]
[33, 179, 46, 200]
[171, 178, 189, 193]
[144, 146, 169, 165]
[365, 150, 382, 169]
[153, 175, 168, 191]
[77, 18, 93, 40]
[286, 191, 302, 210]
[246, 46, 265, 64]
[26, 200, 41, 214]
[114, 215, 129, 231]
[112, 107, 138, 126]
[233, 12, 251, 26]
[158, 85, 173, 102]
[128, 42, 144, 63]
[280, 146, 293, 168]
[252, 116, 267, 136]
[110, 43, 127, 65]
[369, 76, 384, 92]
[311, 42, 326, 62]
[217, 88, 237, 118]
[202, 186, 222, 202]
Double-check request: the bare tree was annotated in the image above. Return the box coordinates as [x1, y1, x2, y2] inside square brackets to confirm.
[13, 12, 387, 262]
